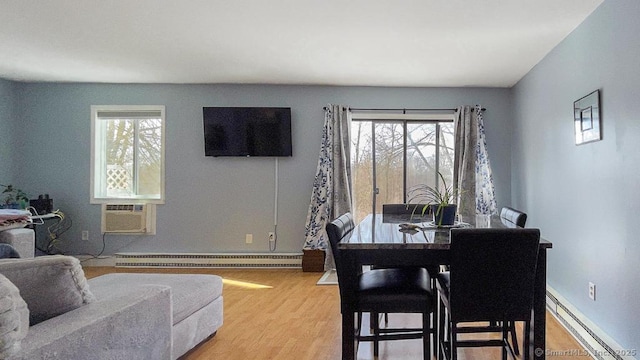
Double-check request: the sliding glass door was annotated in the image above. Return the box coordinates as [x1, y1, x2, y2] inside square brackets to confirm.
[351, 118, 454, 223]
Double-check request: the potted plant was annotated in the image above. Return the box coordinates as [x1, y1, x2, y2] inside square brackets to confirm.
[407, 172, 459, 226]
[1, 184, 29, 209]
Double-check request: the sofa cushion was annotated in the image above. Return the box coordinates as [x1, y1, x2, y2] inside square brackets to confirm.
[0, 255, 95, 325]
[88, 273, 223, 324]
[0, 274, 29, 357]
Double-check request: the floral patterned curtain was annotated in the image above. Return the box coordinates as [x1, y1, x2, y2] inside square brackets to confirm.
[453, 105, 497, 218]
[475, 105, 497, 215]
[303, 105, 352, 270]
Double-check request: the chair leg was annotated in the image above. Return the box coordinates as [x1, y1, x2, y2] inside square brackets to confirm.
[438, 299, 446, 360]
[524, 318, 531, 360]
[359, 312, 365, 356]
[450, 324, 457, 360]
[422, 312, 430, 360]
[372, 312, 380, 357]
[508, 321, 520, 356]
[502, 323, 508, 360]
[432, 307, 438, 360]
[344, 311, 358, 360]
[369, 312, 375, 331]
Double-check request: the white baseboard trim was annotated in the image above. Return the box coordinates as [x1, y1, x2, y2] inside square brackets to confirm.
[113, 252, 303, 269]
[546, 286, 636, 360]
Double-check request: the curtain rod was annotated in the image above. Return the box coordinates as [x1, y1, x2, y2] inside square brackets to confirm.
[322, 106, 486, 112]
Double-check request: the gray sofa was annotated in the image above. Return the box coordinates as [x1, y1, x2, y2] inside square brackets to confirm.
[0, 255, 223, 360]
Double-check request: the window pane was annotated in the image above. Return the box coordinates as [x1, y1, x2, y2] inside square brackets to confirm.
[92, 105, 164, 203]
[374, 122, 404, 213]
[351, 121, 373, 223]
[137, 118, 162, 197]
[105, 119, 134, 197]
[439, 122, 455, 188]
[351, 118, 455, 220]
[406, 123, 437, 191]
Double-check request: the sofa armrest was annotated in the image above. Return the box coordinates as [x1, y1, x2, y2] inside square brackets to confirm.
[12, 285, 172, 360]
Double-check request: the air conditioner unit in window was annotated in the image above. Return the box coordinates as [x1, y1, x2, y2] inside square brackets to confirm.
[101, 204, 156, 234]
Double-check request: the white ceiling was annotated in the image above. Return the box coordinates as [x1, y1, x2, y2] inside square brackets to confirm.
[0, 0, 603, 87]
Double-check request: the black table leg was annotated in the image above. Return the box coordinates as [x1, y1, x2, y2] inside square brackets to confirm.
[532, 249, 547, 359]
[340, 250, 359, 360]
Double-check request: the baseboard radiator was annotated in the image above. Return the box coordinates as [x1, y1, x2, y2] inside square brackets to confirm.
[546, 286, 636, 360]
[115, 252, 303, 269]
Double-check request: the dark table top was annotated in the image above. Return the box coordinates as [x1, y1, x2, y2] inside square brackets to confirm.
[339, 213, 552, 250]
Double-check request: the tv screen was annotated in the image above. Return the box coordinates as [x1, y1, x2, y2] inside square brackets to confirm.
[203, 107, 292, 157]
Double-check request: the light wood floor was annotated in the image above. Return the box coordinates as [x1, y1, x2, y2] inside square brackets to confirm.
[83, 267, 589, 360]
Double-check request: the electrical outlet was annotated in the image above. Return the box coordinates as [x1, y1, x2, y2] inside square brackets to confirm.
[245, 234, 253, 244]
[588, 282, 596, 301]
[82, 230, 89, 241]
[268, 232, 275, 242]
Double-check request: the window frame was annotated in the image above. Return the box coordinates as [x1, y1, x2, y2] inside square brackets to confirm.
[90, 105, 166, 204]
[350, 110, 455, 218]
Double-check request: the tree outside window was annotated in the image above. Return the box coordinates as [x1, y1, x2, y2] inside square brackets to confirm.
[351, 119, 454, 223]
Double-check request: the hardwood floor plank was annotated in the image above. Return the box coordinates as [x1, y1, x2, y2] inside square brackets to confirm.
[82, 267, 588, 359]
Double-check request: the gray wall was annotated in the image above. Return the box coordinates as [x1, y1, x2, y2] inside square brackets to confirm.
[0, 78, 17, 183]
[511, 0, 639, 350]
[7, 83, 512, 255]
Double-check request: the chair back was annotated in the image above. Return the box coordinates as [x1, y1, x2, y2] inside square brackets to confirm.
[449, 228, 540, 323]
[500, 206, 527, 228]
[326, 213, 356, 303]
[382, 204, 430, 222]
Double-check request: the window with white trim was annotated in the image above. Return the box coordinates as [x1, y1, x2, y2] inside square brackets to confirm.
[91, 105, 165, 204]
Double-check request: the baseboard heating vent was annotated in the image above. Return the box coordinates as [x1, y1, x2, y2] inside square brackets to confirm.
[546, 287, 636, 360]
[115, 253, 303, 269]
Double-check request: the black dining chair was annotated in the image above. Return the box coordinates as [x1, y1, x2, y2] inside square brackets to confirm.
[327, 212, 437, 360]
[380, 204, 439, 325]
[500, 206, 527, 228]
[380, 203, 440, 275]
[497, 206, 529, 353]
[381, 203, 431, 222]
[436, 228, 540, 360]
[380, 204, 436, 276]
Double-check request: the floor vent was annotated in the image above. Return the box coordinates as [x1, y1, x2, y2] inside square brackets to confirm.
[546, 287, 634, 360]
[115, 252, 303, 269]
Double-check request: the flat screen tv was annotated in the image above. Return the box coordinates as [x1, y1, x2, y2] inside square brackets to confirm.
[203, 107, 292, 157]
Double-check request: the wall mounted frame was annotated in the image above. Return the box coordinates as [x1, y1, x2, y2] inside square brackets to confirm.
[574, 90, 601, 145]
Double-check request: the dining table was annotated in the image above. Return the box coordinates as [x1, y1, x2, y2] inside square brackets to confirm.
[336, 212, 553, 360]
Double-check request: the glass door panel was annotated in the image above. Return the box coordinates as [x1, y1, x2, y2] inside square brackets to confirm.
[351, 121, 373, 224]
[406, 122, 456, 194]
[373, 122, 404, 214]
[438, 122, 455, 188]
[406, 123, 437, 191]
[351, 118, 455, 223]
